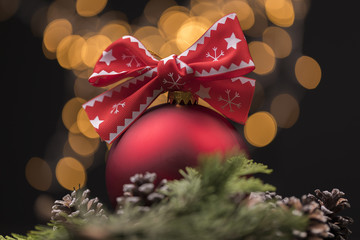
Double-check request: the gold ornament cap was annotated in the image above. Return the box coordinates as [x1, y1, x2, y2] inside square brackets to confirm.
[167, 91, 198, 105]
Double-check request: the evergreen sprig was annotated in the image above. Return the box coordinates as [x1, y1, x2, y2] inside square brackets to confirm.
[2, 155, 345, 240]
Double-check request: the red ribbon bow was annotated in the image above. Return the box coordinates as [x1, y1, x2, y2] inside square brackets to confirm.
[83, 13, 256, 144]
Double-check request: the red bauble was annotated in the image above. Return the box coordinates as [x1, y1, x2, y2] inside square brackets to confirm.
[106, 104, 248, 205]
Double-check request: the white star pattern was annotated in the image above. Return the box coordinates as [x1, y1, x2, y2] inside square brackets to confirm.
[90, 116, 104, 129]
[196, 85, 211, 99]
[99, 49, 116, 66]
[224, 33, 241, 50]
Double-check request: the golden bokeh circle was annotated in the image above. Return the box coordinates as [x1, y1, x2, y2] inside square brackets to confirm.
[44, 19, 72, 53]
[245, 9, 268, 37]
[56, 157, 86, 190]
[144, 0, 177, 24]
[159, 39, 181, 57]
[295, 56, 321, 89]
[265, 0, 295, 27]
[0, 0, 20, 21]
[158, 11, 190, 40]
[63, 140, 95, 169]
[190, 2, 220, 17]
[99, 23, 130, 42]
[56, 35, 82, 70]
[25, 157, 52, 191]
[68, 132, 100, 156]
[249, 41, 276, 75]
[34, 194, 54, 221]
[68, 36, 87, 70]
[77, 108, 99, 139]
[176, 17, 211, 52]
[81, 35, 112, 68]
[262, 26, 292, 58]
[270, 93, 300, 128]
[76, 0, 107, 17]
[244, 111, 277, 147]
[141, 35, 166, 56]
[222, 1, 255, 30]
[62, 97, 86, 133]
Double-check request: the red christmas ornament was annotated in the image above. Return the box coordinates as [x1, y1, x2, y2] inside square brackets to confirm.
[106, 102, 249, 205]
[81, 14, 257, 206]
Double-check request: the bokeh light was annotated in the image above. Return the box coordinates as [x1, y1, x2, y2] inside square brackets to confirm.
[222, 1, 255, 30]
[158, 11, 190, 40]
[43, 19, 72, 53]
[244, 111, 277, 147]
[265, 0, 295, 27]
[0, 0, 20, 21]
[293, 0, 310, 20]
[56, 157, 86, 190]
[245, 9, 268, 37]
[76, 0, 107, 17]
[34, 194, 54, 221]
[295, 56, 321, 89]
[144, 0, 177, 24]
[63, 140, 95, 169]
[270, 93, 300, 128]
[30, 6, 48, 37]
[62, 97, 86, 133]
[262, 26, 292, 58]
[77, 108, 100, 139]
[99, 22, 130, 42]
[57, 35, 81, 69]
[42, 41, 57, 60]
[190, 1, 222, 23]
[249, 41, 276, 75]
[25, 157, 52, 191]
[134, 26, 165, 54]
[159, 39, 181, 57]
[68, 132, 100, 156]
[81, 35, 112, 68]
[176, 17, 211, 52]
[68, 36, 87, 69]
[47, 0, 76, 23]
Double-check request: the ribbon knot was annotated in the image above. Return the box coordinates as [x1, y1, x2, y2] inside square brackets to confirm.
[158, 54, 193, 91]
[83, 13, 256, 144]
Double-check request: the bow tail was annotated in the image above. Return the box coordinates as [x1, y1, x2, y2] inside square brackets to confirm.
[83, 68, 164, 144]
[190, 76, 256, 124]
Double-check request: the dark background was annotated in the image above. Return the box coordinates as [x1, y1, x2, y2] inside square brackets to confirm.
[1, 0, 359, 238]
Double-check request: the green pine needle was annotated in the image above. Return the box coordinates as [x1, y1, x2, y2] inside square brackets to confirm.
[1, 154, 307, 240]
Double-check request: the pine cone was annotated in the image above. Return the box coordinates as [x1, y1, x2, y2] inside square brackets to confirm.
[277, 195, 333, 240]
[51, 189, 108, 223]
[115, 172, 168, 214]
[307, 189, 354, 240]
[241, 191, 282, 207]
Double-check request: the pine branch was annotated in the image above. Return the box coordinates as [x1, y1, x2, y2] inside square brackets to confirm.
[1, 154, 353, 240]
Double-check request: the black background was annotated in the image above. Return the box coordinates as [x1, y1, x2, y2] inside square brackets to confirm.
[1, 0, 359, 238]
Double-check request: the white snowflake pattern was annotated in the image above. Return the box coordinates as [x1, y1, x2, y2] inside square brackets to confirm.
[122, 54, 141, 67]
[110, 102, 126, 114]
[162, 72, 185, 90]
[206, 47, 224, 61]
[218, 89, 241, 112]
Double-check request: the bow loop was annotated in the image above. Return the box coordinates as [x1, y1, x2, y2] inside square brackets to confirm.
[178, 13, 254, 81]
[83, 13, 256, 144]
[89, 36, 159, 87]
